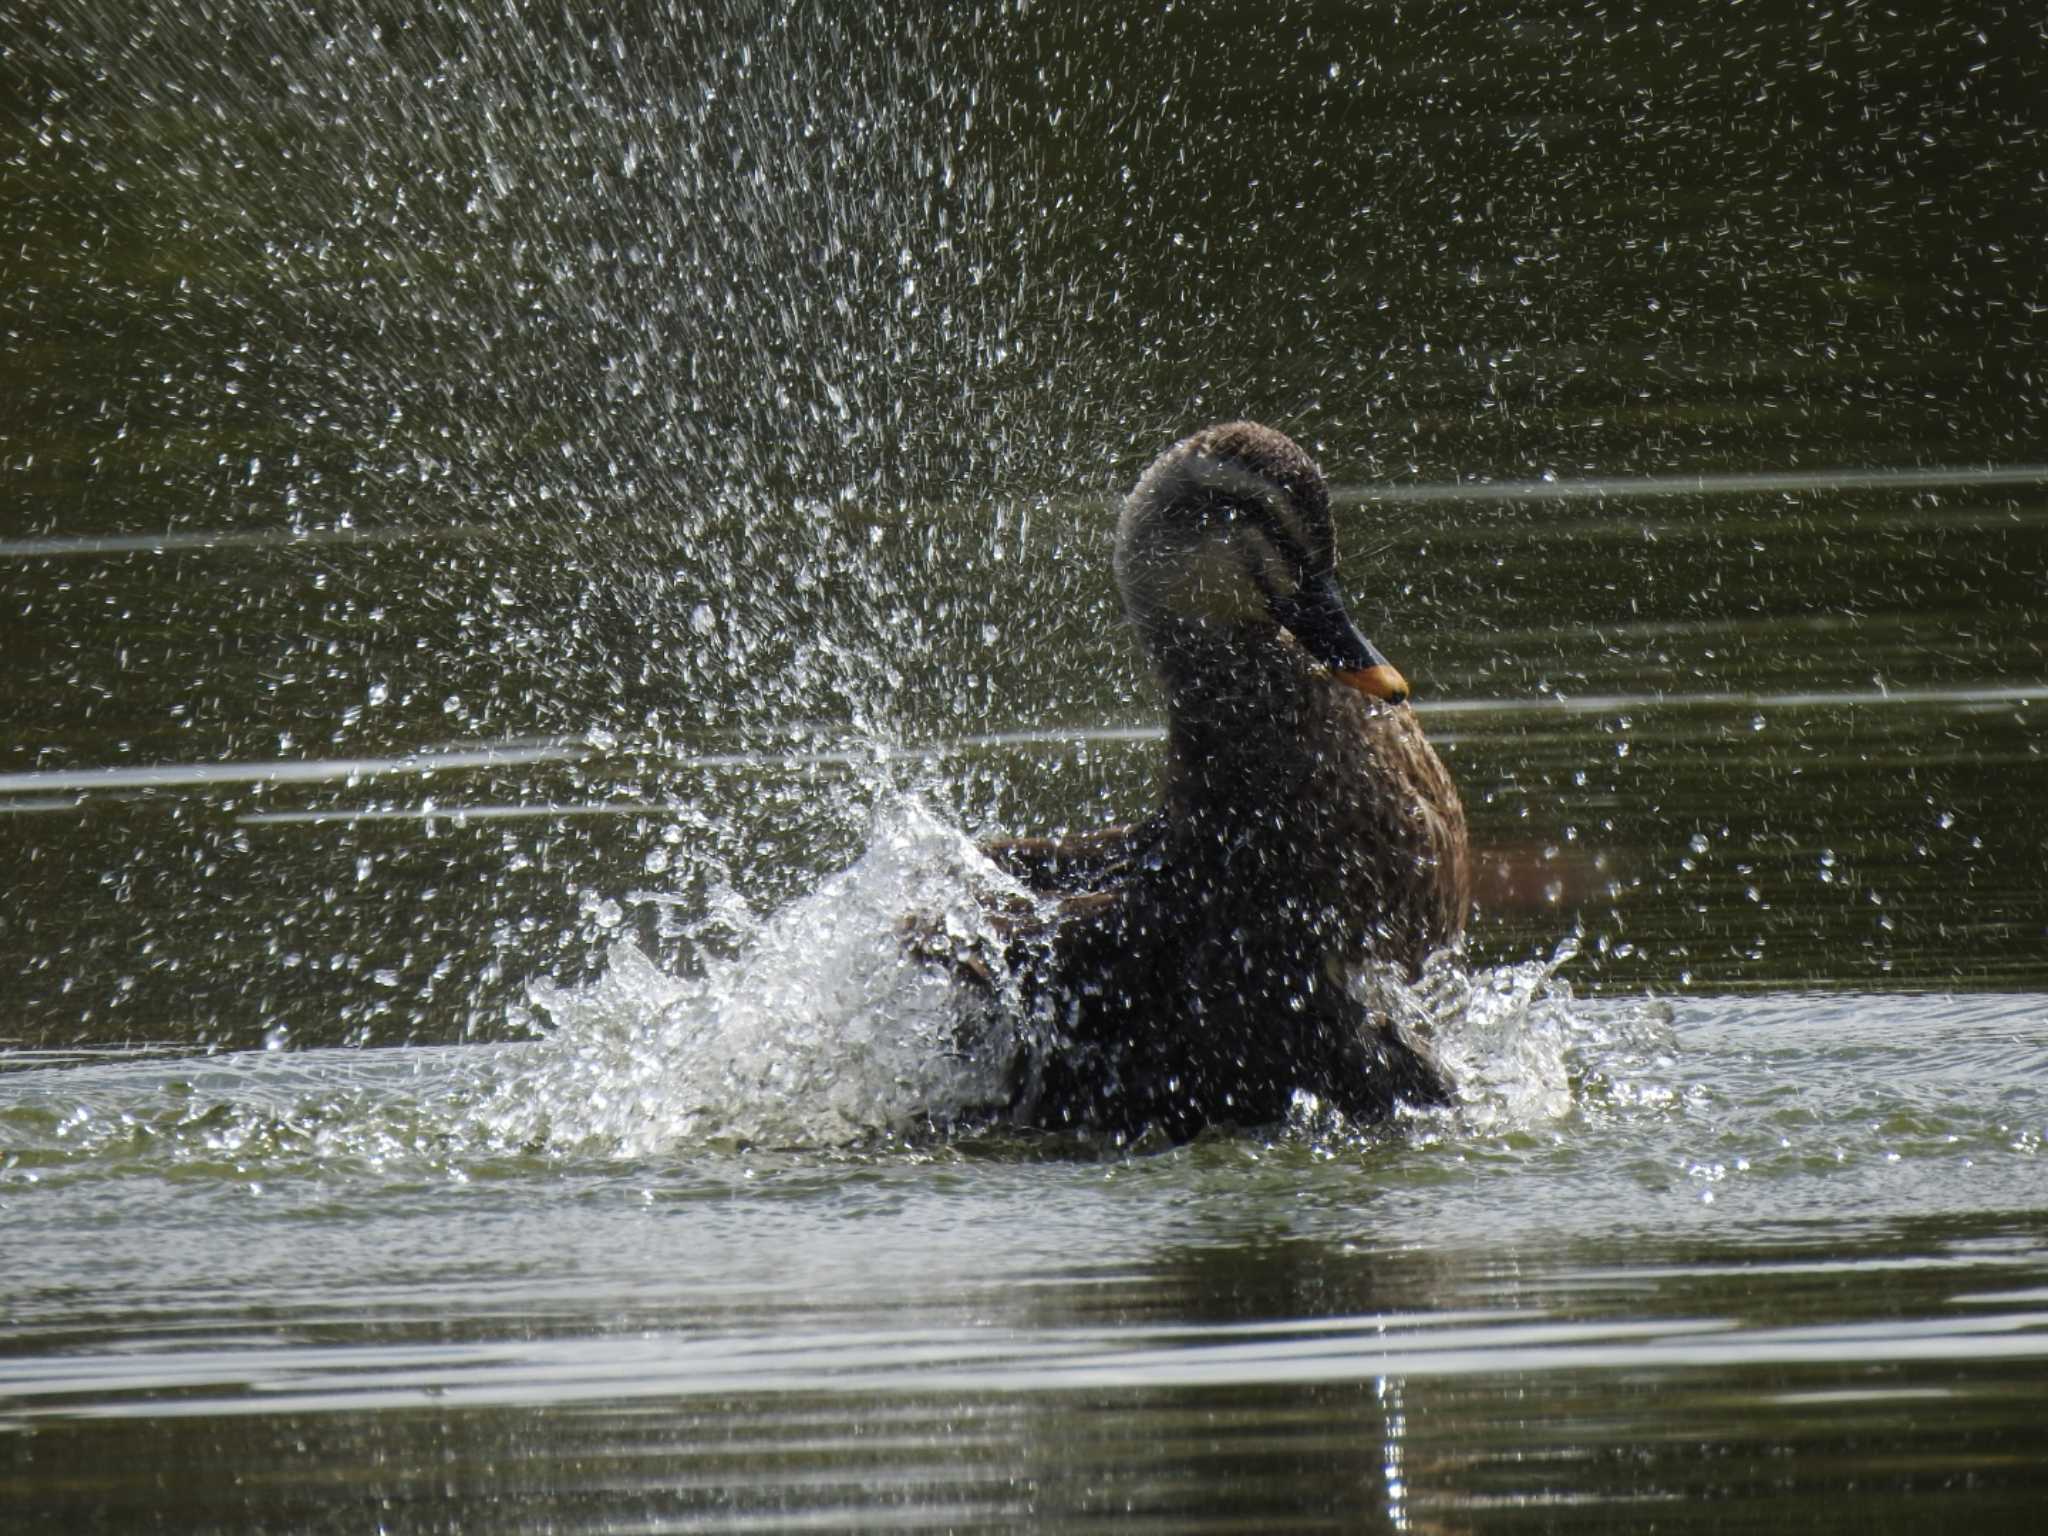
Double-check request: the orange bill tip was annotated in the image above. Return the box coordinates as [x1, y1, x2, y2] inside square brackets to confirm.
[1336, 664, 1410, 704]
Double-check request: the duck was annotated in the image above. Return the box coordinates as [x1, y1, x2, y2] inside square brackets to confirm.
[980, 421, 1472, 1142]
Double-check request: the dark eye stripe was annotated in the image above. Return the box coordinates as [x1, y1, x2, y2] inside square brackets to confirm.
[1180, 450, 1323, 574]
[1233, 495, 1313, 576]
[1236, 526, 1287, 603]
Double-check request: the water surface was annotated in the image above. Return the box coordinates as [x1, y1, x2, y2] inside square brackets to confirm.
[6, 0, 2048, 1528]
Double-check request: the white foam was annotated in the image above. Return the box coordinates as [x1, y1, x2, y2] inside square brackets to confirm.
[1354, 937, 1678, 1139]
[476, 799, 1030, 1154]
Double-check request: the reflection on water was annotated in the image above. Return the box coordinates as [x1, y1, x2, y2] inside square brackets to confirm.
[7, 0, 2048, 1526]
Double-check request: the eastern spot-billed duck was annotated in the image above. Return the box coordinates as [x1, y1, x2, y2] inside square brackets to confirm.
[984, 421, 1471, 1141]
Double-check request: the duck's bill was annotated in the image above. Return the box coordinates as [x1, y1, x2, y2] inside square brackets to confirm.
[1271, 575, 1412, 704]
[1334, 663, 1411, 702]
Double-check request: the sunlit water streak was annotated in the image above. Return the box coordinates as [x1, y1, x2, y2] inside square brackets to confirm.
[0, 522, 500, 559]
[1341, 462, 2048, 505]
[1, 677, 2033, 830]
[0, 739, 590, 796]
[7, 460, 2043, 560]
[15, 1304, 2048, 1422]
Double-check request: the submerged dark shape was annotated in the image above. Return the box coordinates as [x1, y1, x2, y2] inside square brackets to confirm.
[985, 421, 1472, 1142]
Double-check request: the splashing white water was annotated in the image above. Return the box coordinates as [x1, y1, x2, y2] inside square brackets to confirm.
[475, 800, 1667, 1157]
[1354, 936, 1679, 1139]
[476, 799, 1031, 1155]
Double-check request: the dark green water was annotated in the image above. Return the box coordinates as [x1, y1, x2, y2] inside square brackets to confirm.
[6, 1, 2048, 1529]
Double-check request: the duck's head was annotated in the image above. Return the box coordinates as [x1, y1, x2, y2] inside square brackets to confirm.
[1115, 421, 1410, 704]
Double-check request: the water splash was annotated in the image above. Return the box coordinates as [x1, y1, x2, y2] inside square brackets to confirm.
[0, 864, 1668, 1178]
[12, 0, 1097, 784]
[476, 807, 1658, 1157]
[474, 798, 1030, 1155]
[1348, 936, 1681, 1140]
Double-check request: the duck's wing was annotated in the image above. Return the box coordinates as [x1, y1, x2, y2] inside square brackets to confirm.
[1355, 702, 1474, 966]
[901, 825, 1138, 1002]
[980, 814, 1164, 897]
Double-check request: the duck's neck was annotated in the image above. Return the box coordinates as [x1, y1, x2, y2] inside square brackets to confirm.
[1145, 616, 1327, 816]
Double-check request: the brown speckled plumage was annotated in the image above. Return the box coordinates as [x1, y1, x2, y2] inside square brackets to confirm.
[989, 422, 1471, 1141]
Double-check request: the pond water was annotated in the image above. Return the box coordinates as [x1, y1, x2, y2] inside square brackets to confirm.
[5, 0, 2048, 1529]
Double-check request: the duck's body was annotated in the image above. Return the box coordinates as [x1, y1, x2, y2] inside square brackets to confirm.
[986, 422, 1471, 1140]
